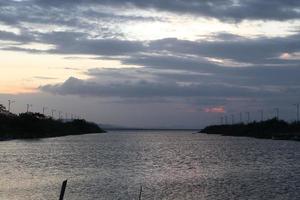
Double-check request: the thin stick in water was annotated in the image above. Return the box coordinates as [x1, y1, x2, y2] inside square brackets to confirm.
[138, 185, 143, 200]
[59, 180, 68, 200]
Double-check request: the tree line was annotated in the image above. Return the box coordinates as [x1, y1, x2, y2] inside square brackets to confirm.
[0, 104, 105, 140]
[200, 118, 300, 140]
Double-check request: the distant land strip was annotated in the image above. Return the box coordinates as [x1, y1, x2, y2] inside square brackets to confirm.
[200, 118, 300, 141]
[0, 112, 105, 140]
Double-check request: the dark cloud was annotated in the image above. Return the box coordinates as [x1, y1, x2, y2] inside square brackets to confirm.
[122, 54, 221, 72]
[148, 35, 300, 64]
[48, 37, 146, 56]
[0, 1, 137, 45]
[1, 0, 299, 34]
[0, 30, 34, 43]
[0, 30, 146, 56]
[84, 9, 160, 22]
[1, 0, 300, 63]
[0, 0, 159, 36]
[3, 30, 300, 67]
[41, 60, 300, 98]
[39, 61, 300, 113]
[1, 46, 44, 54]
[40, 76, 276, 99]
[120, 53, 300, 87]
[33, 0, 300, 21]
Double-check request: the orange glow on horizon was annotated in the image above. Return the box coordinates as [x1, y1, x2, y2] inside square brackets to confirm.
[0, 85, 37, 94]
[204, 106, 225, 113]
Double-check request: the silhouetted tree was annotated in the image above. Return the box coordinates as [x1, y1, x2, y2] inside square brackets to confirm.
[200, 118, 300, 141]
[0, 104, 6, 112]
[0, 112, 105, 140]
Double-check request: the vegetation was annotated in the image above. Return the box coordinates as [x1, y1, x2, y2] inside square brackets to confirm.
[200, 118, 300, 141]
[0, 105, 105, 140]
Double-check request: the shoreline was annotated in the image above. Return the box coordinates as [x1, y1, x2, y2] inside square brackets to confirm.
[200, 118, 300, 142]
[0, 131, 106, 141]
[199, 132, 300, 142]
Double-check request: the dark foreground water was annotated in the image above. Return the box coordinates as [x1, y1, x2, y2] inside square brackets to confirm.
[0, 130, 299, 200]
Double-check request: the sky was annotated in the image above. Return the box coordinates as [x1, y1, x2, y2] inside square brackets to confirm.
[0, 0, 300, 128]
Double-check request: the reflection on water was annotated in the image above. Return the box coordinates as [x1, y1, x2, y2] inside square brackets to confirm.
[0, 130, 299, 200]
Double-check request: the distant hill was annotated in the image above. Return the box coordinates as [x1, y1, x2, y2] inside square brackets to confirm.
[200, 118, 300, 141]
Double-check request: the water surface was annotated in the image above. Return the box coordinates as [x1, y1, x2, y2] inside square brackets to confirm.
[0, 131, 299, 199]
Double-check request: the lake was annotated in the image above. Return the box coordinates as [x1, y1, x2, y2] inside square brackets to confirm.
[0, 130, 299, 200]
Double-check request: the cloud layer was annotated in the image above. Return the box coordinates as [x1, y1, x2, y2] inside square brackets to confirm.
[33, 0, 300, 21]
[1, 0, 300, 125]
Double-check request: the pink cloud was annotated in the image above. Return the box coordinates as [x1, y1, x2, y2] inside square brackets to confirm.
[204, 106, 225, 113]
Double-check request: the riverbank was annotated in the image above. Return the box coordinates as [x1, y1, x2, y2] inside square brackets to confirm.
[200, 118, 300, 141]
[0, 112, 105, 140]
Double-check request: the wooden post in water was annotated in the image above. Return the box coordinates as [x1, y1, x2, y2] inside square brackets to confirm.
[59, 180, 68, 200]
[138, 185, 143, 200]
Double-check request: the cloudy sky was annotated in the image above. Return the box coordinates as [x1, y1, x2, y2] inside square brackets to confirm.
[1, 0, 300, 128]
